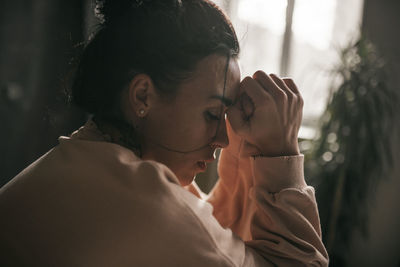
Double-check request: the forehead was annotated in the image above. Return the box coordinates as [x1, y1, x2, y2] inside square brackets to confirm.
[177, 54, 240, 104]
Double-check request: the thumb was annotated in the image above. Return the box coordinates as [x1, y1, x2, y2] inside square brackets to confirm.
[226, 103, 249, 137]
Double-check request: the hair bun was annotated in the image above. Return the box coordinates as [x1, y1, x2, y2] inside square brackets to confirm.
[95, 0, 148, 24]
[95, 0, 182, 24]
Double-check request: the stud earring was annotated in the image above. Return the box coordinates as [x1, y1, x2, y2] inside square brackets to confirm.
[138, 109, 145, 117]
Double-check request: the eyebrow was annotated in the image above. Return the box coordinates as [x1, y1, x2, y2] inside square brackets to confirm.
[209, 95, 234, 106]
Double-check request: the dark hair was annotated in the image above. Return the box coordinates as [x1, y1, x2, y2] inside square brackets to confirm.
[71, 0, 240, 121]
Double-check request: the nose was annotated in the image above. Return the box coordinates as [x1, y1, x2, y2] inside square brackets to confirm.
[212, 117, 229, 149]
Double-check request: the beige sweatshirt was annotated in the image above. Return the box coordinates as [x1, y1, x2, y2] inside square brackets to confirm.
[0, 120, 328, 266]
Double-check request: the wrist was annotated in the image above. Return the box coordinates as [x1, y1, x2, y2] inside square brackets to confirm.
[257, 142, 300, 157]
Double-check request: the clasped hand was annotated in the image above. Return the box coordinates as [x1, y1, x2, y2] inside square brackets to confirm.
[227, 71, 303, 158]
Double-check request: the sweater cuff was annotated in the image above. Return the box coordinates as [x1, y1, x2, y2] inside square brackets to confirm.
[252, 154, 307, 193]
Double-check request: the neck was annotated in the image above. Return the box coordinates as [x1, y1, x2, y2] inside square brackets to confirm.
[93, 116, 142, 157]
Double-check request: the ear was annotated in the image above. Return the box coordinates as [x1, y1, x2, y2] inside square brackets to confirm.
[127, 74, 157, 118]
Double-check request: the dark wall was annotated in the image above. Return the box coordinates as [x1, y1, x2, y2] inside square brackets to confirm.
[0, 1, 87, 185]
[348, 0, 400, 266]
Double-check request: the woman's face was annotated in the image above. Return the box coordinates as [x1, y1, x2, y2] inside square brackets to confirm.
[140, 54, 241, 186]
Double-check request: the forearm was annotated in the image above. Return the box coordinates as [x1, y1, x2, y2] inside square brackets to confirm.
[246, 155, 328, 265]
[207, 125, 328, 265]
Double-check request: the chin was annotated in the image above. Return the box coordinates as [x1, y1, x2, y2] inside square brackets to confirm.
[175, 170, 197, 187]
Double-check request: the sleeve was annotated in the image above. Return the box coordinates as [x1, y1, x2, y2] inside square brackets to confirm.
[205, 122, 329, 266]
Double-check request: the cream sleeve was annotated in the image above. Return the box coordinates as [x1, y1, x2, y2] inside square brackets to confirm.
[202, 122, 329, 266]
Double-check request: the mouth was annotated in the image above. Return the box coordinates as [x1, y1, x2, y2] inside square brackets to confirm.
[196, 155, 216, 172]
[197, 161, 207, 171]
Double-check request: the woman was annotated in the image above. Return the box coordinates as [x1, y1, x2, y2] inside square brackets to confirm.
[0, 0, 329, 266]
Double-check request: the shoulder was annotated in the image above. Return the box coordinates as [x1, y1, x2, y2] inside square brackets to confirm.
[0, 137, 244, 266]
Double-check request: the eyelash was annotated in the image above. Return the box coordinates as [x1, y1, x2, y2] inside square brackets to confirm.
[206, 111, 221, 121]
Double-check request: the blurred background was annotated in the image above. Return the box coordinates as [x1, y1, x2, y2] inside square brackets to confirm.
[1, 0, 399, 266]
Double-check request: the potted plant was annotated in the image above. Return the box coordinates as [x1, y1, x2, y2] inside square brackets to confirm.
[303, 36, 397, 266]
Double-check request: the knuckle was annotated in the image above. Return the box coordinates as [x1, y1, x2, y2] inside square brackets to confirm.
[240, 76, 254, 88]
[276, 90, 288, 102]
[283, 77, 299, 91]
[253, 70, 267, 78]
[298, 96, 304, 107]
[287, 91, 295, 100]
[242, 76, 253, 83]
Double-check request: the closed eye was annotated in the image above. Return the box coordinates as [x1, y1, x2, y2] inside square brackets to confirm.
[206, 111, 221, 121]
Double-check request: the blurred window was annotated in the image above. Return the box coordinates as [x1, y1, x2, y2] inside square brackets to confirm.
[215, 0, 364, 138]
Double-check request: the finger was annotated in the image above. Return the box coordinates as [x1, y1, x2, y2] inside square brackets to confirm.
[239, 93, 255, 119]
[239, 76, 271, 107]
[226, 104, 248, 137]
[225, 119, 242, 150]
[282, 78, 300, 95]
[252, 70, 286, 99]
[270, 74, 293, 96]
[282, 78, 303, 108]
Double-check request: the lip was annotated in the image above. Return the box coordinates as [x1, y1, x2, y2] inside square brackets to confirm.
[197, 161, 207, 171]
[204, 157, 216, 163]
[196, 152, 217, 172]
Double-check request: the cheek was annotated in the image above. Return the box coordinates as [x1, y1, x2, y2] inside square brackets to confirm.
[174, 121, 217, 150]
[144, 109, 213, 150]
